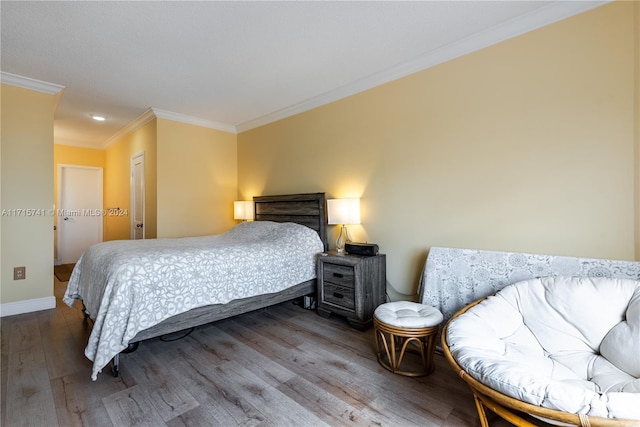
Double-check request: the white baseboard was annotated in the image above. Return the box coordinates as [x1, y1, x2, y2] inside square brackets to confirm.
[0, 296, 56, 317]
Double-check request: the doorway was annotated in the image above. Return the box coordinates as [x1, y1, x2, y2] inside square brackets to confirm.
[131, 152, 145, 240]
[57, 165, 103, 264]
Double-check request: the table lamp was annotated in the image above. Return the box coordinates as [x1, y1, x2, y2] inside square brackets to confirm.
[327, 198, 360, 253]
[234, 201, 254, 221]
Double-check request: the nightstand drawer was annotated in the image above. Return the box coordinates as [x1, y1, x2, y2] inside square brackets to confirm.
[322, 282, 355, 311]
[322, 263, 354, 288]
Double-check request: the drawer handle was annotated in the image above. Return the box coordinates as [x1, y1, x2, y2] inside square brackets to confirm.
[332, 273, 344, 278]
[333, 292, 344, 299]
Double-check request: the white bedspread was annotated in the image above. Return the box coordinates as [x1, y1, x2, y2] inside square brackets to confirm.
[64, 221, 323, 380]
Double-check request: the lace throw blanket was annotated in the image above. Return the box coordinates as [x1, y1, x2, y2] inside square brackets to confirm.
[420, 246, 640, 323]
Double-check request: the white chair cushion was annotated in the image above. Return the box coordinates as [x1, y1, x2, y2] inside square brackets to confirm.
[446, 276, 640, 420]
[374, 301, 443, 328]
[600, 289, 640, 378]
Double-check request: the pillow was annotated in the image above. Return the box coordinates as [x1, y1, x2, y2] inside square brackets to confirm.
[600, 287, 640, 377]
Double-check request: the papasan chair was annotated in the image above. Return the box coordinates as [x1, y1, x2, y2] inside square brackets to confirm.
[442, 276, 640, 427]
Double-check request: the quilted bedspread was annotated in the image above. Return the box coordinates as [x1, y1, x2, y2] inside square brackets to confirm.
[63, 221, 324, 380]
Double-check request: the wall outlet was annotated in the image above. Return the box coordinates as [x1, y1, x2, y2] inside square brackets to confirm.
[14, 266, 26, 280]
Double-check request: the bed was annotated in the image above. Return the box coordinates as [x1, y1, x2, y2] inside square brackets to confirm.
[63, 193, 328, 380]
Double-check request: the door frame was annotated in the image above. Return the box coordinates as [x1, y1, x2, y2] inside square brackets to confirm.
[130, 151, 145, 240]
[57, 164, 104, 265]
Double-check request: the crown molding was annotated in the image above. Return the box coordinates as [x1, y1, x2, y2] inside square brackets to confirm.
[0, 71, 64, 94]
[236, 0, 609, 133]
[102, 108, 157, 149]
[151, 108, 237, 134]
[101, 107, 237, 149]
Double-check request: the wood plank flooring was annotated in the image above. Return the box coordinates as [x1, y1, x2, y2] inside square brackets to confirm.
[1, 277, 510, 427]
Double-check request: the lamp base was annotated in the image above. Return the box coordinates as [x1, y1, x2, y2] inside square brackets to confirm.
[336, 224, 352, 253]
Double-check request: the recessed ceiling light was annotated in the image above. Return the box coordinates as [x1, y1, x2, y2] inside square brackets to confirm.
[91, 114, 106, 121]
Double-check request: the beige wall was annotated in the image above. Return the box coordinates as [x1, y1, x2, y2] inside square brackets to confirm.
[238, 2, 639, 298]
[53, 144, 106, 260]
[156, 119, 237, 238]
[1, 84, 56, 304]
[104, 119, 157, 241]
[104, 117, 237, 241]
[635, 1, 640, 261]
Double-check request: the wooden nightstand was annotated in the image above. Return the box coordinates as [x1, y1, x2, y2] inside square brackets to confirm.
[317, 251, 386, 330]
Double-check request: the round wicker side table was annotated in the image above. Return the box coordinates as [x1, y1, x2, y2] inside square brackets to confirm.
[373, 301, 443, 377]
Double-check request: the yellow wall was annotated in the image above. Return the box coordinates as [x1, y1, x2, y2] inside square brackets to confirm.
[156, 119, 237, 238]
[238, 2, 639, 298]
[53, 144, 106, 261]
[104, 119, 157, 241]
[635, 1, 640, 261]
[104, 117, 237, 241]
[1, 84, 56, 304]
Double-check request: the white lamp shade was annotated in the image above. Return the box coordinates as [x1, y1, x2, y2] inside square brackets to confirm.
[234, 201, 254, 220]
[327, 198, 360, 225]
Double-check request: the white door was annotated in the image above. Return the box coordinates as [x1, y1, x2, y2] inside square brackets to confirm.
[58, 165, 103, 264]
[131, 152, 145, 240]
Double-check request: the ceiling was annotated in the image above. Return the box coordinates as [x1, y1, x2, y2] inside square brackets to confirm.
[1, 1, 606, 149]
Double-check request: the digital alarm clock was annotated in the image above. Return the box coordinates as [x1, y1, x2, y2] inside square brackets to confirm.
[345, 242, 379, 256]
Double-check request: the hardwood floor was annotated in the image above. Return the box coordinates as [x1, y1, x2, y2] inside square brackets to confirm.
[1, 277, 500, 427]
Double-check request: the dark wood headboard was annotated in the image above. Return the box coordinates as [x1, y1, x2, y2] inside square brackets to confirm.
[253, 193, 327, 251]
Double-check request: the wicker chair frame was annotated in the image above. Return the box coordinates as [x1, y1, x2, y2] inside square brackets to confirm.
[441, 298, 640, 427]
